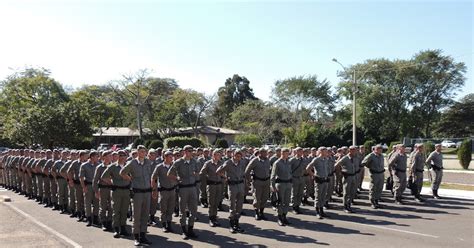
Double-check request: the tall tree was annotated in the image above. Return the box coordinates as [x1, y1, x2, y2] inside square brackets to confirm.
[210, 74, 257, 127]
[435, 93, 474, 137]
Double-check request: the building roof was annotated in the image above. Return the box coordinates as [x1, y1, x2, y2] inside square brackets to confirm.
[93, 127, 152, 137]
[174, 126, 243, 135]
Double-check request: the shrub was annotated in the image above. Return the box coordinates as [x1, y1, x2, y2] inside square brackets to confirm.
[148, 139, 164, 149]
[363, 140, 376, 153]
[424, 141, 435, 155]
[215, 138, 229, 148]
[132, 138, 144, 149]
[235, 134, 263, 147]
[457, 139, 472, 169]
[163, 136, 204, 149]
[387, 141, 401, 154]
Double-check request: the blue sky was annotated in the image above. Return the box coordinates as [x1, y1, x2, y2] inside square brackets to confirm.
[0, 0, 472, 101]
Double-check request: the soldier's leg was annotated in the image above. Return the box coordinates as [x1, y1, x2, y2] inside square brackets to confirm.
[84, 186, 93, 218]
[37, 176, 44, 200]
[188, 187, 198, 227]
[252, 183, 260, 210]
[375, 174, 384, 202]
[358, 167, 365, 190]
[200, 175, 207, 204]
[112, 190, 121, 228]
[290, 181, 298, 207]
[235, 185, 244, 218]
[51, 180, 58, 205]
[140, 193, 151, 233]
[326, 176, 335, 203]
[351, 176, 358, 201]
[195, 182, 201, 205]
[58, 179, 65, 206]
[336, 172, 343, 196]
[150, 195, 158, 220]
[432, 170, 443, 191]
[132, 194, 143, 234]
[342, 176, 350, 206]
[393, 173, 402, 200]
[260, 183, 270, 209]
[99, 189, 107, 223]
[121, 190, 131, 227]
[159, 191, 168, 223]
[319, 182, 328, 208]
[92, 187, 99, 217]
[69, 185, 77, 213]
[168, 191, 176, 222]
[283, 184, 292, 215]
[179, 189, 187, 226]
[415, 172, 423, 195]
[229, 186, 238, 219]
[208, 185, 217, 217]
[399, 173, 407, 198]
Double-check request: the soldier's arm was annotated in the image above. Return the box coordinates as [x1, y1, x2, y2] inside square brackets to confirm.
[199, 162, 208, 176]
[305, 158, 315, 176]
[215, 162, 227, 177]
[388, 153, 398, 169]
[101, 167, 113, 185]
[92, 166, 101, 192]
[79, 164, 86, 189]
[167, 162, 179, 181]
[244, 159, 256, 176]
[270, 161, 278, 191]
[119, 161, 133, 181]
[361, 154, 372, 169]
[151, 166, 159, 189]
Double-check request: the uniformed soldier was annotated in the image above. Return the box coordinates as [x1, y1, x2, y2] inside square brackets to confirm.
[357, 146, 366, 191]
[80, 151, 100, 226]
[167, 145, 200, 240]
[53, 150, 70, 213]
[147, 149, 159, 225]
[302, 148, 314, 206]
[325, 149, 336, 209]
[93, 150, 114, 231]
[388, 144, 408, 205]
[334, 147, 346, 197]
[245, 148, 271, 221]
[200, 149, 224, 227]
[24, 150, 34, 199]
[290, 147, 307, 214]
[42, 150, 54, 208]
[426, 144, 444, 199]
[151, 150, 177, 233]
[271, 148, 292, 226]
[197, 148, 211, 208]
[335, 146, 358, 213]
[361, 144, 385, 209]
[216, 149, 246, 233]
[306, 147, 330, 219]
[120, 145, 153, 246]
[101, 150, 131, 239]
[62, 151, 78, 217]
[68, 151, 89, 221]
[34, 151, 47, 204]
[409, 144, 425, 202]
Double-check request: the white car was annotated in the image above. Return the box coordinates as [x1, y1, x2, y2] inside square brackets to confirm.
[441, 140, 456, 148]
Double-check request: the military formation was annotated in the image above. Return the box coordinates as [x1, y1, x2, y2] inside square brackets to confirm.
[0, 143, 445, 246]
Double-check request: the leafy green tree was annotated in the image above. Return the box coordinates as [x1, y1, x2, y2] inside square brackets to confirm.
[436, 93, 474, 137]
[457, 139, 472, 169]
[215, 138, 229, 148]
[235, 134, 262, 147]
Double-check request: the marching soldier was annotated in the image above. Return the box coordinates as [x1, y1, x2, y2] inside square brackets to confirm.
[53, 150, 70, 213]
[306, 147, 330, 219]
[409, 144, 425, 202]
[200, 149, 224, 227]
[290, 147, 306, 214]
[147, 149, 159, 225]
[388, 144, 408, 205]
[357, 145, 366, 192]
[335, 146, 358, 213]
[361, 145, 385, 209]
[93, 150, 114, 231]
[168, 145, 200, 239]
[245, 148, 271, 221]
[325, 149, 336, 209]
[426, 144, 444, 199]
[271, 148, 292, 226]
[80, 151, 100, 226]
[197, 148, 211, 208]
[216, 149, 246, 233]
[34, 151, 47, 204]
[151, 150, 177, 233]
[101, 150, 131, 239]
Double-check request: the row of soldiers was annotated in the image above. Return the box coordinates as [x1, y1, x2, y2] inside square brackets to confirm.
[0, 143, 444, 246]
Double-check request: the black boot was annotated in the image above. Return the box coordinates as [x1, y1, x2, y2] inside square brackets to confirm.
[187, 226, 198, 238]
[162, 222, 168, 232]
[174, 207, 179, 217]
[181, 225, 189, 240]
[260, 208, 267, 220]
[77, 212, 84, 222]
[229, 219, 237, 233]
[140, 232, 152, 245]
[53, 203, 60, 211]
[323, 202, 330, 210]
[235, 219, 244, 233]
[320, 207, 329, 218]
[60, 205, 66, 214]
[209, 216, 217, 227]
[255, 209, 261, 221]
[433, 190, 442, 199]
[395, 196, 404, 205]
[120, 225, 129, 237]
[101, 221, 108, 231]
[277, 215, 285, 226]
[133, 233, 141, 246]
[283, 214, 290, 225]
[93, 215, 100, 225]
[113, 227, 120, 238]
[86, 217, 92, 227]
[166, 221, 173, 233]
[375, 200, 383, 209]
[370, 200, 378, 209]
[218, 202, 225, 211]
[70, 211, 78, 218]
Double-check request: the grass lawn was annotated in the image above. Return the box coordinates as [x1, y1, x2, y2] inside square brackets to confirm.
[422, 181, 474, 191]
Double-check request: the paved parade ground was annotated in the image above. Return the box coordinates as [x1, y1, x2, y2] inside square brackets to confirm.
[1, 184, 473, 248]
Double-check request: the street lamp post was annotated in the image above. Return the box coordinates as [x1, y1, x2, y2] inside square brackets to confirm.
[332, 58, 357, 146]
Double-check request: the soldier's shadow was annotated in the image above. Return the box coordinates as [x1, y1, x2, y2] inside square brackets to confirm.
[194, 228, 266, 247]
[288, 216, 375, 236]
[326, 211, 410, 227]
[145, 233, 193, 248]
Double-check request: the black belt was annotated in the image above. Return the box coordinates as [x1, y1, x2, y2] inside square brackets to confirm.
[395, 169, 406, 173]
[195, 180, 201, 184]
[158, 185, 177, 191]
[370, 169, 385, 174]
[253, 175, 270, 181]
[49, 175, 55, 179]
[355, 169, 361, 174]
[415, 169, 424, 173]
[113, 185, 130, 190]
[328, 171, 335, 177]
[133, 188, 152, 193]
[179, 183, 196, 188]
[84, 181, 92, 185]
[314, 177, 330, 183]
[99, 184, 113, 189]
[206, 180, 223, 185]
[432, 166, 443, 171]
[275, 178, 292, 183]
[42, 174, 48, 178]
[73, 179, 81, 185]
[228, 180, 244, 185]
[342, 172, 357, 177]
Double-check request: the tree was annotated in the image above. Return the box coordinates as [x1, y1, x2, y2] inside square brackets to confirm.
[436, 93, 474, 137]
[235, 134, 263, 147]
[210, 74, 257, 127]
[272, 75, 335, 121]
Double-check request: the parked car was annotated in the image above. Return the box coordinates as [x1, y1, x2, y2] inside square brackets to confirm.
[0, 147, 9, 152]
[441, 140, 456, 148]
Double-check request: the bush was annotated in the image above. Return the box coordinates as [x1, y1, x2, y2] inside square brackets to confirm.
[235, 134, 263, 147]
[458, 139, 472, 169]
[164, 136, 204, 149]
[424, 141, 435, 155]
[132, 138, 144, 149]
[387, 141, 401, 154]
[363, 140, 376, 153]
[148, 139, 164, 149]
[215, 138, 229, 148]
[143, 140, 152, 149]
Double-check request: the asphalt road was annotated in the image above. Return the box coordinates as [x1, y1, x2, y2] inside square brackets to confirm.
[1, 187, 473, 248]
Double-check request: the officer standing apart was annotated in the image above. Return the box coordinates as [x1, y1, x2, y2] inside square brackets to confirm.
[426, 144, 444, 199]
[409, 144, 425, 202]
[271, 148, 292, 226]
[167, 145, 199, 240]
[120, 145, 153, 246]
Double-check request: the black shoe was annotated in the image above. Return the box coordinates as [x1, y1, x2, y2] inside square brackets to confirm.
[293, 206, 301, 215]
[149, 215, 156, 225]
[282, 214, 290, 225]
[166, 221, 173, 233]
[86, 217, 92, 227]
[433, 190, 442, 199]
[113, 227, 120, 238]
[375, 200, 383, 209]
[218, 203, 225, 211]
[93, 215, 100, 225]
[70, 211, 78, 218]
[162, 222, 169, 232]
[102, 222, 108, 231]
[133, 234, 141, 246]
[187, 226, 198, 238]
[53, 203, 60, 211]
[140, 232, 152, 245]
[277, 215, 285, 226]
[259, 209, 267, 220]
[255, 209, 262, 221]
[344, 205, 354, 213]
[209, 216, 217, 227]
[323, 202, 330, 210]
[229, 219, 238, 233]
[120, 226, 130, 237]
[235, 219, 244, 233]
[181, 226, 189, 240]
[77, 212, 84, 222]
[320, 207, 329, 218]
[315, 208, 323, 219]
